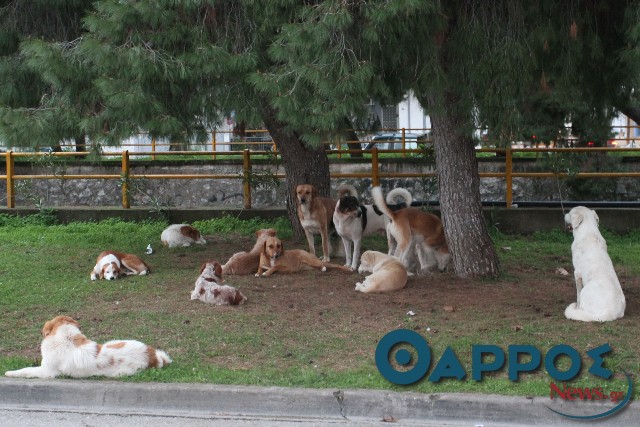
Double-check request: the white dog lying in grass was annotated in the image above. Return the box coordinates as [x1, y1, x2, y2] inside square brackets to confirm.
[5, 316, 171, 378]
[564, 206, 625, 322]
[355, 251, 408, 293]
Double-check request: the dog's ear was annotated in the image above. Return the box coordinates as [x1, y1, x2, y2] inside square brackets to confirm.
[311, 185, 318, 198]
[262, 241, 268, 255]
[279, 240, 285, 254]
[199, 262, 208, 274]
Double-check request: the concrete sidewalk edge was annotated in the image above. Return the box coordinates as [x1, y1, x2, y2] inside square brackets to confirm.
[0, 378, 636, 425]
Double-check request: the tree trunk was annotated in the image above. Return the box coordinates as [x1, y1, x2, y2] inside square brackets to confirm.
[341, 117, 363, 159]
[427, 93, 501, 278]
[261, 104, 332, 239]
[74, 133, 87, 158]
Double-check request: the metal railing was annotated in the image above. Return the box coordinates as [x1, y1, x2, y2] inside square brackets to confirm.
[2, 145, 640, 210]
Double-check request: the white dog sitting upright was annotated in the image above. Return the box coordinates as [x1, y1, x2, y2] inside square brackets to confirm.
[355, 250, 408, 293]
[564, 206, 625, 322]
[5, 315, 171, 379]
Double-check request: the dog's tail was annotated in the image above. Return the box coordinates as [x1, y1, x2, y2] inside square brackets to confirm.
[386, 188, 412, 208]
[149, 347, 172, 368]
[564, 303, 620, 322]
[337, 184, 358, 199]
[371, 186, 396, 222]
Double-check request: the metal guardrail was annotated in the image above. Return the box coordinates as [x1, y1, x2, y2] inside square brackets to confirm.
[2, 146, 640, 210]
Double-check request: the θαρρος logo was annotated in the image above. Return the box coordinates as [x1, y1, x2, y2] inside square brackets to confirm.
[375, 329, 633, 420]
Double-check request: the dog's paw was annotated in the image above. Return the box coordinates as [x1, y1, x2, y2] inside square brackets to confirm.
[321, 266, 327, 272]
[321, 256, 330, 262]
[90, 274, 97, 281]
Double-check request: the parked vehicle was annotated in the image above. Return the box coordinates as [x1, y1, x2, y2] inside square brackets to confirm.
[363, 132, 421, 150]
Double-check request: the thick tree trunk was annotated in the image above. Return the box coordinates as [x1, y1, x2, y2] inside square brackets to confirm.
[261, 104, 331, 239]
[427, 94, 501, 278]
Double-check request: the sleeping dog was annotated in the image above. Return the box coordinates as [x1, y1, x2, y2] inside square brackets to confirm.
[90, 250, 150, 281]
[333, 185, 412, 271]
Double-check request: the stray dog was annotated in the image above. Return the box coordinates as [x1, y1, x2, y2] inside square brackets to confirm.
[256, 236, 352, 277]
[372, 186, 450, 273]
[90, 250, 150, 281]
[564, 206, 625, 322]
[161, 224, 207, 248]
[222, 228, 278, 275]
[334, 185, 412, 270]
[355, 251, 408, 293]
[4, 315, 171, 378]
[191, 260, 247, 305]
[296, 184, 336, 262]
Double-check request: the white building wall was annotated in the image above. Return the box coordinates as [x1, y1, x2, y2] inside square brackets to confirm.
[397, 91, 431, 132]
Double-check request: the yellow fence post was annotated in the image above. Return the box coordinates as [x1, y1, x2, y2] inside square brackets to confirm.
[401, 127, 407, 158]
[372, 147, 380, 187]
[151, 137, 156, 161]
[212, 129, 217, 160]
[122, 150, 130, 209]
[6, 151, 15, 208]
[505, 147, 513, 208]
[242, 149, 252, 209]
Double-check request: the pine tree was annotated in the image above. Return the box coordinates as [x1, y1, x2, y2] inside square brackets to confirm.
[0, 0, 92, 151]
[262, 0, 640, 277]
[2, 1, 639, 277]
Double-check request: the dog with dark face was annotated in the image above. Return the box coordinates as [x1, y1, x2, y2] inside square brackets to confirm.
[333, 185, 412, 271]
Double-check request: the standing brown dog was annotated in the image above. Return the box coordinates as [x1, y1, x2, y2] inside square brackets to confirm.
[256, 236, 352, 277]
[295, 184, 336, 262]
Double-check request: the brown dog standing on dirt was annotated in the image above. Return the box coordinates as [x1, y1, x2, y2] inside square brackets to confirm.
[255, 236, 352, 277]
[295, 184, 336, 262]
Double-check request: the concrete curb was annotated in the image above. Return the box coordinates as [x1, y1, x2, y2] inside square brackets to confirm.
[0, 378, 636, 426]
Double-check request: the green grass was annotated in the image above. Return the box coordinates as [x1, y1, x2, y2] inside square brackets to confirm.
[0, 214, 637, 400]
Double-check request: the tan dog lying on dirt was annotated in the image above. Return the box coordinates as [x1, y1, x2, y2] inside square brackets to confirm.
[256, 236, 352, 277]
[222, 228, 278, 275]
[355, 251, 408, 293]
[295, 184, 337, 262]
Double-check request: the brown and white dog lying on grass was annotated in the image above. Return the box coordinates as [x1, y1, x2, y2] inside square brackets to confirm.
[90, 250, 150, 281]
[4, 315, 171, 378]
[161, 224, 207, 248]
[222, 228, 278, 275]
[256, 236, 352, 277]
[355, 251, 408, 293]
[191, 260, 247, 305]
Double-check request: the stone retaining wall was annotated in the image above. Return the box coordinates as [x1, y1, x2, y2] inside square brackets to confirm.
[1, 157, 639, 209]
